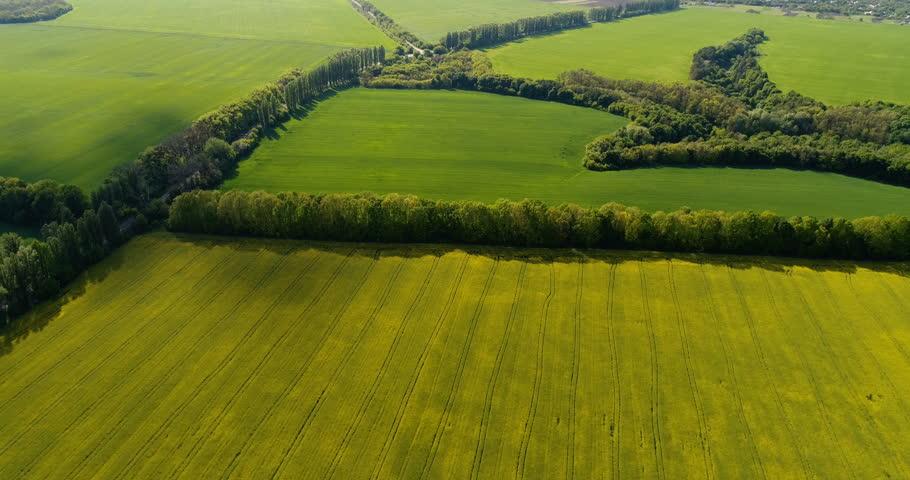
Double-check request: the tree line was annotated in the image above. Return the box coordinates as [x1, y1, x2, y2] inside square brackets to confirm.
[0, 177, 88, 227]
[442, 0, 680, 50]
[0, 203, 120, 318]
[169, 190, 910, 260]
[0, 47, 385, 321]
[93, 46, 385, 218]
[349, 0, 428, 51]
[0, 0, 71, 23]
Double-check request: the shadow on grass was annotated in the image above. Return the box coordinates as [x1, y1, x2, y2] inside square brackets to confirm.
[222, 89, 342, 183]
[0, 242, 127, 359]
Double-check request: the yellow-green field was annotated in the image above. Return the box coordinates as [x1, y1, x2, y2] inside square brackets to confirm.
[1, 232, 909, 478]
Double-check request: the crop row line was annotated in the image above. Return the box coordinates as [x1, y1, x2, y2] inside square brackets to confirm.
[108, 248, 297, 480]
[215, 249, 359, 480]
[368, 255, 471, 480]
[638, 262, 665, 480]
[269, 253, 399, 480]
[417, 259, 500, 480]
[58, 250, 269, 480]
[323, 255, 442, 480]
[697, 264, 766, 479]
[726, 267, 812, 479]
[515, 264, 555, 480]
[165, 252, 324, 480]
[469, 262, 528, 480]
[667, 261, 715, 480]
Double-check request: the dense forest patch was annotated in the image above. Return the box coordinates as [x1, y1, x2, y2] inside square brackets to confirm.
[0, 0, 71, 23]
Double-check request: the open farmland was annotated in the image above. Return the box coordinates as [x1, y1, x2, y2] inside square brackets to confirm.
[1, 232, 910, 478]
[224, 88, 910, 218]
[486, 6, 910, 105]
[0, 0, 392, 188]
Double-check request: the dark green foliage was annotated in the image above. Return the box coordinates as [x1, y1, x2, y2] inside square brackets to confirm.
[444, 11, 588, 49]
[350, 0, 427, 50]
[442, 0, 680, 50]
[0, 0, 71, 23]
[0, 177, 87, 227]
[93, 47, 385, 212]
[585, 130, 910, 183]
[0, 203, 119, 317]
[168, 190, 910, 260]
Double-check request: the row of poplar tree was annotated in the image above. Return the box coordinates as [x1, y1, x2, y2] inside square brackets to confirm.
[443, 0, 681, 49]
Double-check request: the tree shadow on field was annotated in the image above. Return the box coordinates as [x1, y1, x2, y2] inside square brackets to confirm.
[169, 231, 910, 280]
[0, 242, 127, 359]
[221, 89, 342, 183]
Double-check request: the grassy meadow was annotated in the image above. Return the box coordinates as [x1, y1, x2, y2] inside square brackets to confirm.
[1, 232, 909, 478]
[225, 88, 910, 218]
[367, 0, 576, 42]
[486, 6, 910, 105]
[0, 0, 392, 188]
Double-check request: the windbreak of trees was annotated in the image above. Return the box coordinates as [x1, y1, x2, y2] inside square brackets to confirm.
[0, 177, 88, 227]
[0, 0, 71, 23]
[349, 0, 427, 50]
[0, 203, 120, 318]
[169, 190, 910, 260]
[585, 130, 910, 183]
[442, 0, 680, 50]
[93, 47, 385, 216]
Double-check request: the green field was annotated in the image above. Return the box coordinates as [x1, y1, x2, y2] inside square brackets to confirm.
[0, 0, 392, 188]
[1, 232, 909, 478]
[224, 88, 910, 218]
[368, 0, 575, 42]
[486, 6, 910, 105]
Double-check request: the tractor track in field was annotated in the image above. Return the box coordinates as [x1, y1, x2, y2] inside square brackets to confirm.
[515, 264, 555, 480]
[727, 267, 812, 479]
[844, 273, 910, 365]
[0, 236, 170, 377]
[0, 245, 195, 411]
[321, 256, 441, 480]
[55, 250, 268, 480]
[214, 249, 358, 480]
[782, 271, 907, 478]
[165, 253, 324, 480]
[268, 254, 398, 480]
[864, 274, 910, 365]
[667, 262, 715, 480]
[818, 274, 910, 425]
[638, 262, 665, 480]
[469, 262, 527, 480]
[104, 249, 295, 480]
[565, 261, 583, 480]
[698, 265, 766, 479]
[417, 259, 500, 480]
[0, 247, 226, 467]
[605, 263, 621, 480]
[369, 255, 470, 480]
[758, 270, 856, 479]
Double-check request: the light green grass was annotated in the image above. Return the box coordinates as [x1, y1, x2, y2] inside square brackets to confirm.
[0, 0, 393, 189]
[1, 232, 909, 477]
[225, 88, 910, 218]
[367, 0, 576, 42]
[486, 6, 910, 105]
